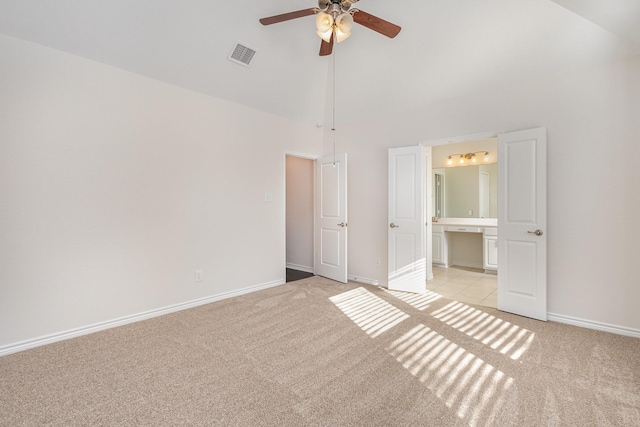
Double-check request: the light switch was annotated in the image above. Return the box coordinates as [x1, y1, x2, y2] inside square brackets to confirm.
[264, 192, 273, 202]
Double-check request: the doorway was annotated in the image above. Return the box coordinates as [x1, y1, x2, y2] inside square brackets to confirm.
[420, 128, 547, 320]
[285, 155, 315, 282]
[423, 134, 499, 309]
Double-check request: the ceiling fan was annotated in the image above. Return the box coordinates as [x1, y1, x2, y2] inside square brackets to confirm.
[259, 0, 401, 56]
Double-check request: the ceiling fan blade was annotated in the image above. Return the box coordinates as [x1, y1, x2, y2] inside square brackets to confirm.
[353, 10, 401, 38]
[319, 34, 334, 56]
[259, 8, 316, 25]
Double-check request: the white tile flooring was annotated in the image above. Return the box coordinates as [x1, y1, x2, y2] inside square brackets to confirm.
[428, 266, 497, 308]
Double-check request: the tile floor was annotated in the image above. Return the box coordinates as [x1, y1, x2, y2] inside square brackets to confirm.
[427, 266, 497, 308]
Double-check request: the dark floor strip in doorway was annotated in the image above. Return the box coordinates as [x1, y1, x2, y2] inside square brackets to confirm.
[286, 268, 314, 283]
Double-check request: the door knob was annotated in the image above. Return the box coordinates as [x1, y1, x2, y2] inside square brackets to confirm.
[527, 229, 543, 236]
[390, 223, 399, 228]
[337, 222, 347, 227]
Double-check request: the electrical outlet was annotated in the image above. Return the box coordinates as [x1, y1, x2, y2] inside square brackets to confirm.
[195, 269, 203, 282]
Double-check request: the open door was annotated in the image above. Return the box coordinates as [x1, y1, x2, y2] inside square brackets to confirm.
[314, 154, 348, 283]
[388, 146, 427, 293]
[498, 127, 547, 320]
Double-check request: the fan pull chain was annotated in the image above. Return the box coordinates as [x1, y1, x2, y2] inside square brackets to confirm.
[332, 38, 337, 168]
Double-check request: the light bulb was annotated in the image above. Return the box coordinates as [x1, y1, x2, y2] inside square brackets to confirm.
[471, 154, 477, 163]
[459, 155, 464, 164]
[335, 13, 353, 43]
[336, 13, 353, 32]
[335, 28, 351, 43]
[315, 12, 334, 33]
[317, 29, 333, 43]
[484, 152, 490, 162]
[447, 156, 453, 166]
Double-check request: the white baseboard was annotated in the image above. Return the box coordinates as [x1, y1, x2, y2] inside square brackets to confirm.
[0, 279, 284, 357]
[348, 275, 382, 287]
[286, 263, 314, 274]
[452, 262, 484, 270]
[547, 312, 640, 338]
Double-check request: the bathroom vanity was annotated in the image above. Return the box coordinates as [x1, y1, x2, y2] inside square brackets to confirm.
[432, 218, 498, 273]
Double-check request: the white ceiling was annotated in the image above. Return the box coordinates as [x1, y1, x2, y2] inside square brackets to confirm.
[1, 0, 638, 126]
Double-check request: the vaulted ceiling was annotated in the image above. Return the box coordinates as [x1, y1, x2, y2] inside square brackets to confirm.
[1, 1, 639, 126]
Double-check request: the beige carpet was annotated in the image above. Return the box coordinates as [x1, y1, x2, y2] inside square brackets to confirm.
[1, 276, 638, 426]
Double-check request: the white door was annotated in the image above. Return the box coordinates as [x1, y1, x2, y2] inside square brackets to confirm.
[388, 146, 427, 293]
[315, 154, 348, 283]
[498, 127, 547, 320]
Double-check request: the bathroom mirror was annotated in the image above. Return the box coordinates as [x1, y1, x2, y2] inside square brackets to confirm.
[433, 164, 498, 218]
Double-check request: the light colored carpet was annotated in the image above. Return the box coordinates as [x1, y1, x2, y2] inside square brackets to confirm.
[1, 276, 638, 426]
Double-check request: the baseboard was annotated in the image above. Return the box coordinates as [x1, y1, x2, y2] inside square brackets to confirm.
[547, 312, 640, 338]
[286, 263, 314, 274]
[0, 279, 285, 357]
[348, 275, 382, 287]
[452, 262, 484, 270]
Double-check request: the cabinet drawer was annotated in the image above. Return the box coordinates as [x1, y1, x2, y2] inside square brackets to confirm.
[446, 226, 482, 233]
[483, 227, 498, 236]
[432, 225, 445, 233]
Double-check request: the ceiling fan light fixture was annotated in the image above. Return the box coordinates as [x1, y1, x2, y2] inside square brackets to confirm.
[317, 29, 333, 43]
[315, 12, 334, 33]
[259, 4, 401, 56]
[335, 13, 353, 43]
[335, 28, 351, 43]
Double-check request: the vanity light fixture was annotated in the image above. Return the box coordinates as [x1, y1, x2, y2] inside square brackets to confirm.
[446, 152, 490, 166]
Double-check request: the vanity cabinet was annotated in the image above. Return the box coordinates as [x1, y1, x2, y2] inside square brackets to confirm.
[432, 225, 448, 266]
[483, 227, 498, 272]
[432, 222, 498, 272]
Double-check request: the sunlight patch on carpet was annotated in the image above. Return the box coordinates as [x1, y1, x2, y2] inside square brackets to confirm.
[431, 301, 535, 360]
[388, 324, 514, 425]
[329, 287, 409, 338]
[384, 288, 442, 310]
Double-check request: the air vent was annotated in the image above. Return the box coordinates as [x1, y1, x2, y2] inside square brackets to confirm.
[228, 42, 257, 67]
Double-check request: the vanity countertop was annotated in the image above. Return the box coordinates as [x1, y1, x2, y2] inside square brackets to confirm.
[433, 218, 497, 227]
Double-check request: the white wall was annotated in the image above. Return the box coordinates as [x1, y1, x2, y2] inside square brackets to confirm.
[0, 35, 322, 350]
[330, 54, 640, 332]
[285, 156, 314, 271]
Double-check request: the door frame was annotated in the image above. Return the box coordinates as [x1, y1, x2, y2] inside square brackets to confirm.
[419, 130, 503, 280]
[283, 151, 319, 282]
